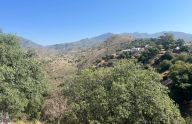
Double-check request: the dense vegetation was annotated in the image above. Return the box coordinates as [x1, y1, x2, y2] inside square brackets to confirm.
[1, 32, 192, 123]
[88, 33, 192, 123]
[136, 35, 192, 113]
[61, 61, 184, 124]
[0, 34, 48, 120]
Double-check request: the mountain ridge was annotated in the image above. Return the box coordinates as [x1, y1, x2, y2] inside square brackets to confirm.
[20, 31, 192, 51]
[20, 37, 43, 48]
[121, 31, 192, 41]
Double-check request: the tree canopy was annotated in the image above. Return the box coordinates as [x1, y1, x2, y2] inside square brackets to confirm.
[169, 61, 192, 103]
[61, 60, 184, 124]
[0, 34, 48, 120]
[158, 33, 175, 50]
[138, 47, 159, 64]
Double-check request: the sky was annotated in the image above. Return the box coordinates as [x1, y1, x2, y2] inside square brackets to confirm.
[0, 0, 192, 45]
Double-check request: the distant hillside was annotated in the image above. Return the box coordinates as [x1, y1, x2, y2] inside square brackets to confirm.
[98, 34, 135, 54]
[75, 35, 134, 69]
[47, 32, 192, 54]
[20, 37, 42, 48]
[20, 31, 192, 56]
[47, 33, 114, 54]
[122, 31, 192, 42]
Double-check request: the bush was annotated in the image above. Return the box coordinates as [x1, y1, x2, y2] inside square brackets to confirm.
[180, 46, 190, 52]
[138, 47, 159, 64]
[161, 52, 173, 61]
[159, 60, 172, 72]
[118, 52, 131, 59]
[61, 60, 184, 124]
[173, 53, 192, 64]
[155, 52, 173, 65]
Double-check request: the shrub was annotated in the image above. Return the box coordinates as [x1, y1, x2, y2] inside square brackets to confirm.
[159, 60, 172, 72]
[61, 60, 184, 124]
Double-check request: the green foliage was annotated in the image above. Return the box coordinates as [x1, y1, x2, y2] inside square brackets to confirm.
[161, 52, 173, 61]
[129, 39, 156, 48]
[173, 53, 192, 63]
[61, 60, 184, 124]
[155, 52, 173, 65]
[169, 61, 192, 103]
[138, 47, 159, 64]
[118, 52, 131, 59]
[180, 46, 190, 52]
[95, 59, 101, 64]
[185, 116, 192, 124]
[102, 54, 113, 61]
[158, 33, 175, 50]
[159, 60, 172, 72]
[175, 39, 185, 47]
[0, 34, 48, 120]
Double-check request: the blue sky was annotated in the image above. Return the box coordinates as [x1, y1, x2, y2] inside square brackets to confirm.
[0, 0, 192, 45]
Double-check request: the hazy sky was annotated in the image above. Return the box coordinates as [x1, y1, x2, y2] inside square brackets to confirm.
[0, 0, 192, 45]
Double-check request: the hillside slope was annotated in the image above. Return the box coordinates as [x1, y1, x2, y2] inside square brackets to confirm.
[122, 31, 192, 42]
[20, 37, 42, 48]
[20, 31, 192, 55]
[47, 33, 114, 54]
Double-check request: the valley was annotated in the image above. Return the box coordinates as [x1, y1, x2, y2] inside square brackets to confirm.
[1, 32, 192, 123]
[1, 1, 192, 123]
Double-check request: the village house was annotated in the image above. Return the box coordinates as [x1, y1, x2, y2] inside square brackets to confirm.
[121, 47, 145, 53]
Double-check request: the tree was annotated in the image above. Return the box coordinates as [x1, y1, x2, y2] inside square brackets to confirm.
[161, 52, 173, 61]
[155, 52, 173, 65]
[159, 60, 172, 72]
[158, 33, 175, 50]
[175, 39, 185, 47]
[180, 46, 190, 52]
[173, 53, 192, 63]
[61, 60, 184, 124]
[0, 34, 49, 120]
[138, 47, 159, 64]
[118, 52, 131, 59]
[169, 61, 192, 103]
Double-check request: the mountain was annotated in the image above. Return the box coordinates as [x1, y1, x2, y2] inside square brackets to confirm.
[122, 31, 192, 42]
[80, 35, 135, 68]
[154, 32, 192, 42]
[0, 31, 41, 48]
[47, 33, 114, 53]
[20, 31, 192, 55]
[20, 37, 42, 48]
